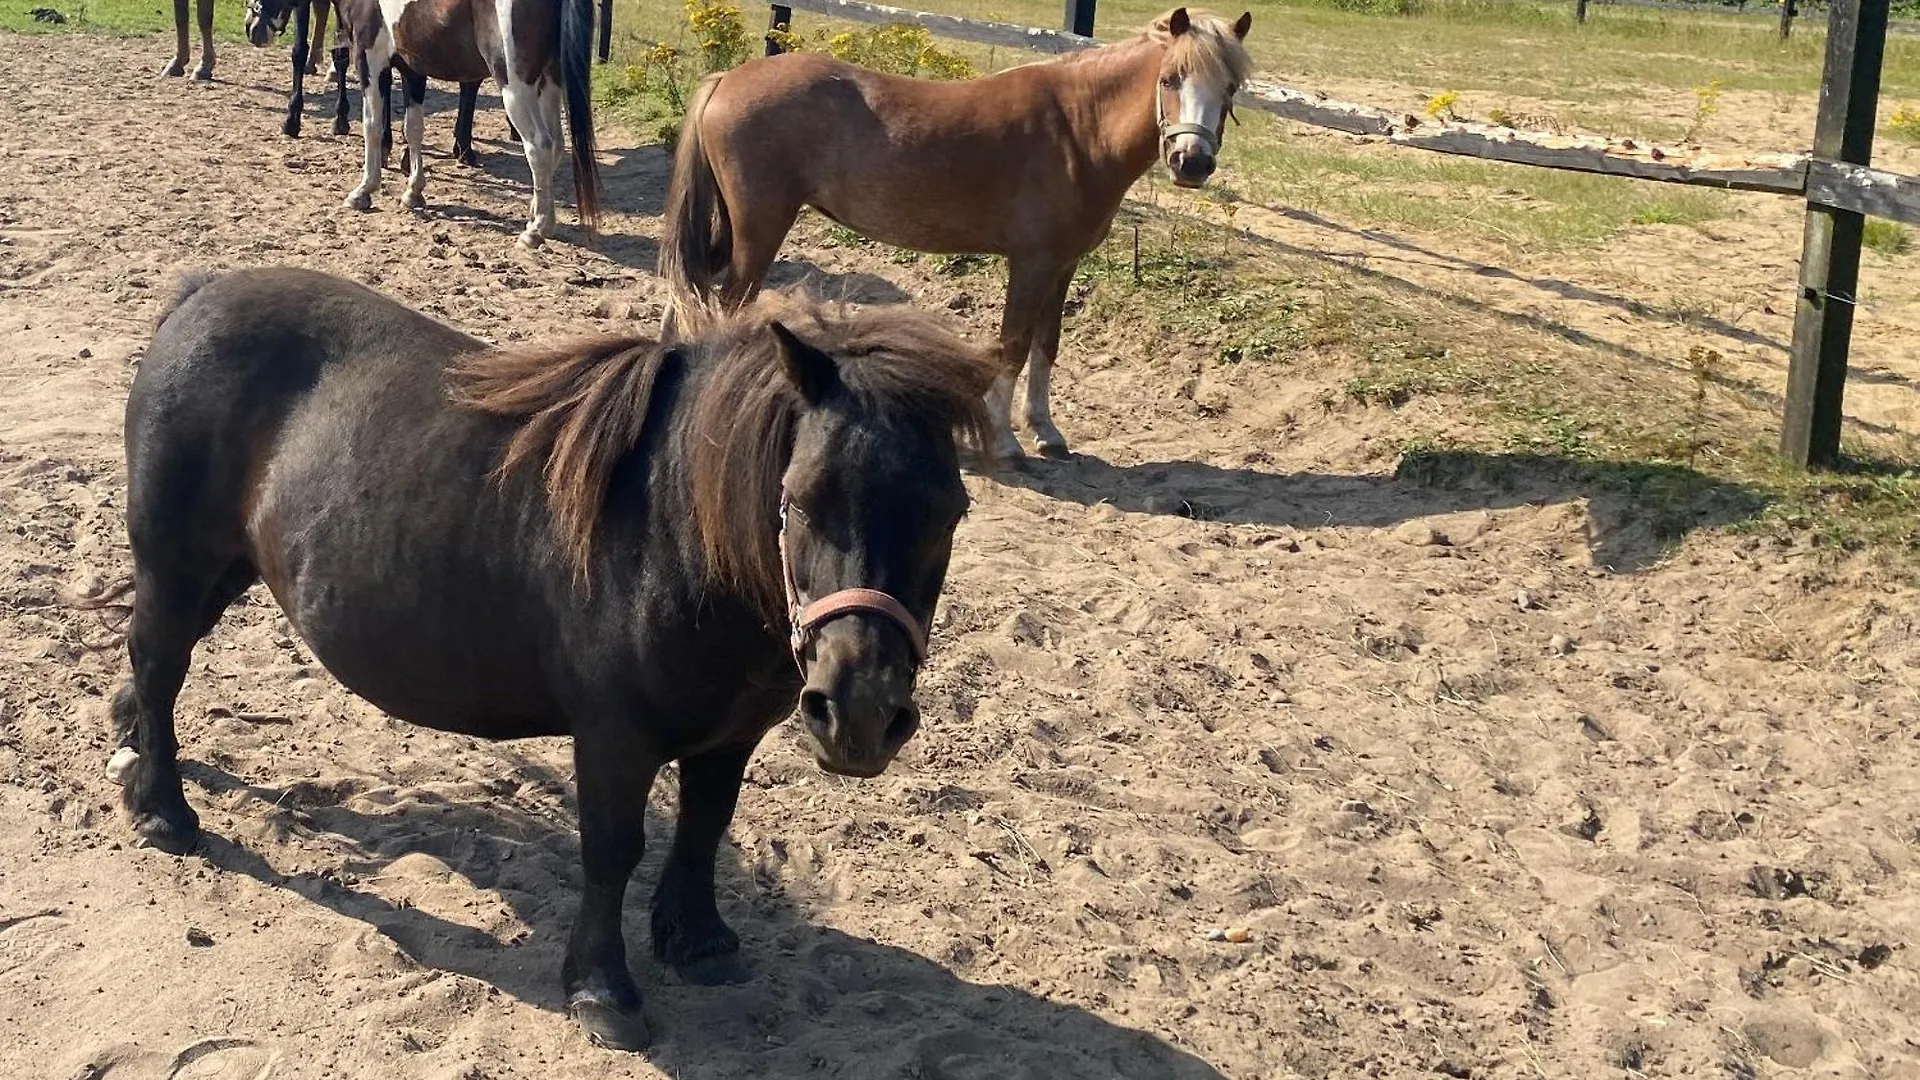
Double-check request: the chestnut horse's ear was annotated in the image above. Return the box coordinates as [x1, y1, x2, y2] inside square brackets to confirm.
[1167, 7, 1190, 35]
[771, 321, 840, 405]
[1233, 10, 1252, 38]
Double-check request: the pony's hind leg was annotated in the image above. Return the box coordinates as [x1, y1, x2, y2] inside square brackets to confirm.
[500, 74, 562, 247]
[452, 82, 480, 167]
[346, 50, 389, 210]
[1022, 268, 1077, 459]
[400, 68, 429, 210]
[163, 0, 191, 76]
[111, 558, 257, 853]
[986, 259, 1061, 460]
[329, 44, 351, 135]
[192, 0, 216, 80]
[651, 743, 756, 986]
[283, 0, 312, 138]
[563, 727, 658, 1051]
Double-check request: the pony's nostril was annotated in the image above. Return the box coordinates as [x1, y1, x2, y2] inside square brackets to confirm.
[799, 689, 832, 736]
[884, 705, 919, 749]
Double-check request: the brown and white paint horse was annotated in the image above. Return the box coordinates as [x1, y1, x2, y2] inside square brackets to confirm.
[337, 0, 600, 246]
[659, 7, 1252, 458]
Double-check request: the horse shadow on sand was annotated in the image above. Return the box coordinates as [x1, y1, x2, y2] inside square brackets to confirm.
[997, 448, 1769, 573]
[179, 748, 1222, 1079]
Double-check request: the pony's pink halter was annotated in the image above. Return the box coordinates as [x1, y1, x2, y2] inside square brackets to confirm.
[777, 493, 929, 673]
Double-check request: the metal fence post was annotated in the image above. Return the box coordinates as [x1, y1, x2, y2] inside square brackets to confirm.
[1779, 0, 1796, 39]
[768, 2, 793, 54]
[1782, 0, 1889, 467]
[598, 0, 614, 62]
[1063, 0, 1095, 37]
[1576, 0, 1588, 23]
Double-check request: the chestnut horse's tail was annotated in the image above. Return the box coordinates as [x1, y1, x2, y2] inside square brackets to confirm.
[560, 0, 602, 230]
[658, 73, 727, 337]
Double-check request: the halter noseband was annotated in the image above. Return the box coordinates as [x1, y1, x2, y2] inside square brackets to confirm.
[1155, 79, 1230, 157]
[778, 493, 929, 673]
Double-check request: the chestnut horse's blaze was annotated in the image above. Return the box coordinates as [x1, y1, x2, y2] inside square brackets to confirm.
[658, 6, 1253, 460]
[100, 267, 995, 1050]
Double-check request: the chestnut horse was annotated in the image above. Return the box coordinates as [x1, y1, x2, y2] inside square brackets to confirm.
[659, 7, 1253, 459]
[96, 267, 993, 1049]
[337, 0, 601, 246]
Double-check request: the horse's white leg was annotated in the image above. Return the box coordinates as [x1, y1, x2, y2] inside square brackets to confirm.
[990, 261, 1058, 460]
[985, 373, 1023, 460]
[1023, 271, 1075, 458]
[500, 74, 559, 247]
[402, 70, 428, 210]
[346, 41, 391, 210]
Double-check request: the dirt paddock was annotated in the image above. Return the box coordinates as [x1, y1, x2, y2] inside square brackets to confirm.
[1, 31, 1916, 1080]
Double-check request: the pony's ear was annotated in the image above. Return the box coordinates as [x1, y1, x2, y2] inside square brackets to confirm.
[1233, 10, 1252, 38]
[771, 321, 840, 405]
[1167, 6, 1191, 35]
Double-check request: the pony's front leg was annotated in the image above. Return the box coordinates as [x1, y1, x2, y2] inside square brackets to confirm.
[988, 261, 1057, 460]
[564, 730, 659, 1052]
[452, 81, 480, 167]
[192, 0, 216, 80]
[1022, 269, 1077, 459]
[400, 70, 429, 210]
[500, 76, 558, 247]
[283, 0, 311, 138]
[162, 0, 191, 76]
[329, 44, 351, 135]
[345, 56, 387, 210]
[651, 743, 757, 986]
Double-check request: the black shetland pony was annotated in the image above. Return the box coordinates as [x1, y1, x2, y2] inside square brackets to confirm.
[98, 268, 993, 1048]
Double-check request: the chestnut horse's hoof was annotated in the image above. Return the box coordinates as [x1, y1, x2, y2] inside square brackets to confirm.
[192, 65, 214, 82]
[569, 997, 651, 1052]
[346, 192, 373, 212]
[1035, 438, 1072, 460]
[404, 190, 426, 211]
[161, 59, 187, 78]
[131, 808, 200, 855]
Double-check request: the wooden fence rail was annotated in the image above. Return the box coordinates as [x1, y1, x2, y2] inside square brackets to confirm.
[764, 0, 1910, 468]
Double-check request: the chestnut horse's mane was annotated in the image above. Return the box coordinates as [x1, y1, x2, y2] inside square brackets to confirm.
[1026, 8, 1251, 86]
[447, 294, 996, 612]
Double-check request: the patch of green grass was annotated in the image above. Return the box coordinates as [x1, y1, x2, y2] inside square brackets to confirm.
[1864, 219, 1911, 256]
[1231, 111, 1727, 252]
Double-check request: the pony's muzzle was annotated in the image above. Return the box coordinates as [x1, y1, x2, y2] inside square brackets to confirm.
[1169, 146, 1217, 187]
[796, 626, 921, 778]
[244, 13, 283, 46]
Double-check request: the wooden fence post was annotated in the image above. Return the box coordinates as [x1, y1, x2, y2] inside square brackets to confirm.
[1782, 0, 1888, 468]
[1576, 0, 1588, 24]
[598, 0, 613, 62]
[1778, 0, 1796, 40]
[768, 2, 792, 54]
[1063, 0, 1096, 37]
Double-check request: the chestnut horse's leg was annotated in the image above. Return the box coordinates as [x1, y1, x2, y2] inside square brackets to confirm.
[986, 259, 1059, 459]
[452, 81, 480, 167]
[192, 0, 216, 80]
[283, 0, 311, 138]
[306, 0, 331, 76]
[162, 0, 190, 76]
[650, 742, 757, 985]
[563, 730, 659, 1051]
[1022, 268, 1077, 459]
[346, 49, 388, 210]
[112, 559, 256, 853]
[399, 68, 429, 210]
[715, 199, 797, 310]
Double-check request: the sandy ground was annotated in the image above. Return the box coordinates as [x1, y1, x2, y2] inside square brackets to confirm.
[2, 31, 1918, 1080]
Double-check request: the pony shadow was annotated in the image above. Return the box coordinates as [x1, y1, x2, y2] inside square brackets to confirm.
[999, 448, 1767, 573]
[179, 756, 1225, 1078]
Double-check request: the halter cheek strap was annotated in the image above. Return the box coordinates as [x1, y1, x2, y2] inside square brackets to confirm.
[1156, 84, 1227, 156]
[778, 494, 929, 673]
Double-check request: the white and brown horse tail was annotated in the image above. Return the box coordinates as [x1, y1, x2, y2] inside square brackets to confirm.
[658, 73, 728, 335]
[560, 0, 601, 229]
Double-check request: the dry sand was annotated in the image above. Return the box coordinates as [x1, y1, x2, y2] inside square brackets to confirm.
[1, 32, 1916, 1080]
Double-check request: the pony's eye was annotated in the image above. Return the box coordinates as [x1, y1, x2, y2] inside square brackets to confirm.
[1160, 75, 1180, 89]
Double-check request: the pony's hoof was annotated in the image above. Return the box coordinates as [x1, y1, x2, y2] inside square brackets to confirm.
[345, 192, 373, 212]
[332, 118, 350, 136]
[160, 60, 186, 78]
[131, 808, 200, 855]
[404, 190, 426, 211]
[518, 229, 546, 250]
[569, 998, 650, 1052]
[283, 117, 302, 139]
[1036, 439, 1073, 460]
[192, 66, 214, 82]
[456, 149, 479, 168]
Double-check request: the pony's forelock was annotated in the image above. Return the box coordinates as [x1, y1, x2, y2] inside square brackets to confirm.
[1148, 8, 1252, 87]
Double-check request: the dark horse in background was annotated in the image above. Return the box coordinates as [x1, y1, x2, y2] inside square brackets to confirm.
[91, 267, 993, 1049]
[336, 0, 601, 246]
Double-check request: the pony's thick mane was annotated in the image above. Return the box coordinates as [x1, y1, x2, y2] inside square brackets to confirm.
[1147, 8, 1252, 86]
[448, 294, 997, 612]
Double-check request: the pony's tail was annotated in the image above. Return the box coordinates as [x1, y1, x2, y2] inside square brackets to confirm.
[658, 73, 727, 338]
[560, 0, 602, 232]
[70, 577, 135, 653]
